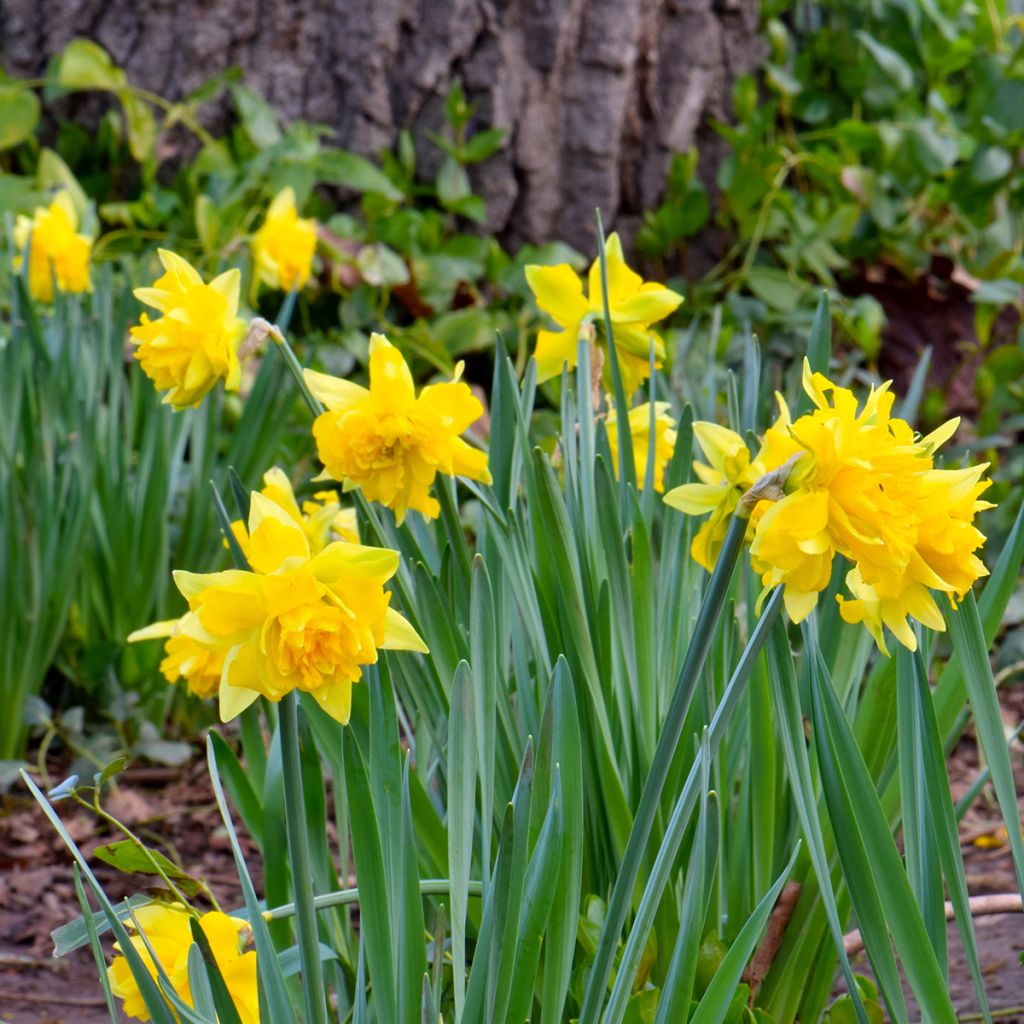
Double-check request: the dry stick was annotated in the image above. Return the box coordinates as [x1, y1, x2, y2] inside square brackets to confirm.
[743, 881, 803, 996]
[0, 989, 107, 1006]
[843, 893, 1023, 956]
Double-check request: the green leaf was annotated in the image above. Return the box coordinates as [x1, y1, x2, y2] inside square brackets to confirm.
[343, 728, 397, 1023]
[120, 91, 158, 163]
[188, 917, 244, 1024]
[946, 591, 1024, 893]
[448, 661, 477, 1017]
[809, 645, 957, 1023]
[745, 267, 808, 313]
[0, 85, 40, 151]
[93, 840, 204, 897]
[57, 40, 126, 91]
[356, 243, 410, 287]
[316, 149, 404, 200]
[856, 31, 914, 91]
[690, 843, 801, 1024]
[229, 83, 281, 148]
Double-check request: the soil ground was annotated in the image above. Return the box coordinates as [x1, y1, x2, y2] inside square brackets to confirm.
[1, 708, 1023, 1024]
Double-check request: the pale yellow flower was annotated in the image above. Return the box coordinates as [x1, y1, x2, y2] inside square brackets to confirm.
[524, 233, 683, 397]
[13, 191, 92, 302]
[605, 401, 677, 493]
[252, 187, 317, 292]
[127, 617, 224, 699]
[131, 250, 246, 409]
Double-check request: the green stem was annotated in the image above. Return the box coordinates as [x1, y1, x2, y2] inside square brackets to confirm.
[279, 691, 328, 1024]
[264, 878, 484, 921]
[579, 511, 749, 1023]
[272, 328, 324, 418]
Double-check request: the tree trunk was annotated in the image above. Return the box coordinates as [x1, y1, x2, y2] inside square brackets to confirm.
[1, 0, 764, 252]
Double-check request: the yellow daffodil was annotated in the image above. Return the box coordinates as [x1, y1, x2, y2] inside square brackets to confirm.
[13, 191, 92, 302]
[252, 187, 317, 293]
[127, 616, 224, 699]
[664, 360, 993, 652]
[107, 903, 258, 1024]
[305, 333, 491, 524]
[172, 491, 427, 723]
[663, 421, 771, 572]
[231, 467, 358, 556]
[605, 401, 677, 493]
[524, 233, 683, 396]
[131, 250, 246, 409]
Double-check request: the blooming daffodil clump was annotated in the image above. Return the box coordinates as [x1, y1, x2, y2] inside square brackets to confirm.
[129, 468, 361, 697]
[131, 249, 247, 410]
[13, 191, 93, 302]
[170, 491, 427, 723]
[252, 187, 317, 293]
[524, 233, 683, 397]
[605, 401, 678, 493]
[305, 332, 491, 523]
[665, 361, 993, 653]
[107, 903, 258, 1023]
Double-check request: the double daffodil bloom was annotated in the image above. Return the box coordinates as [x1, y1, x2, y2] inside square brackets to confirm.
[172, 492, 426, 723]
[131, 249, 246, 409]
[664, 360, 993, 653]
[524, 233, 683, 397]
[108, 904, 258, 1024]
[130, 469, 361, 701]
[13, 191, 93, 302]
[252, 187, 317, 293]
[605, 401, 678, 493]
[305, 333, 491, 524]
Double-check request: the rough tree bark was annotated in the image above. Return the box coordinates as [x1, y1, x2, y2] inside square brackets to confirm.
[1, 0, 764, 252]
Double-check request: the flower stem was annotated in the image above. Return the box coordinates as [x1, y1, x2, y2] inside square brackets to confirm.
[279, 691, 328, 1024]
[263, 879, 484, 921]
[270, 324, 324, 418]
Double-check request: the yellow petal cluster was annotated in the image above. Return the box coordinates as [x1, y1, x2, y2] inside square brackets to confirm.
[13, 191, 92, 302]
[664, 361, 993, 653]
[107, 903, 258, 1023]
[524, 233, 683, 397]
[305, 333, 491, 524]
[171, 491, 427, 723]
[252, 187, 317, 293]
[231, 467, 359, 556]
[127, 617, 224, 699]
[131, 250, 246, 409]
[605, 401, 678, 493]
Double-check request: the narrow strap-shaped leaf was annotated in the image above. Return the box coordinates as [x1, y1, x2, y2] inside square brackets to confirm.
[907, 645, 993, 1023]
[188, 917, 245, 1024]
[655, 734, 719, 1024]
[896, 647, 946, 966]
[579, 512, 749, 1022]
[690, 843, 801, 1024]
[343, 728, 397, 1023]
[809, 651, 957, 1023]
[764, 619, 871, 1024]
[398, 754, 429, 1024]
[946, 590, 1024, 893]
[447, 661, 477, 1019]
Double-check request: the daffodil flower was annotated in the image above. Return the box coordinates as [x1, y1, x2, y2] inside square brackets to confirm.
[605, 401, 678, 493]
[173, 492, 427, 724]
[252, 187, 317, 293]
[107, 903, 258, 1024]
[305, 333, 491, 524]
[13, 191, 92, 302]
[525, 233, 683, 396]
[131, 249, 246, 409]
